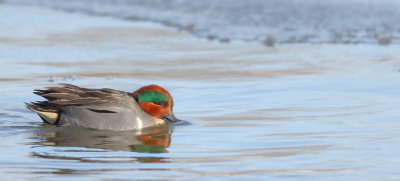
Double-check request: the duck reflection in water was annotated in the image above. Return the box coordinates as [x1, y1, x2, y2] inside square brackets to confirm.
[34, 124, 172, 153]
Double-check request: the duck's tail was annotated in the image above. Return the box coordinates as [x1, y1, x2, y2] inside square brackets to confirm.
[26, 102, 60, 124]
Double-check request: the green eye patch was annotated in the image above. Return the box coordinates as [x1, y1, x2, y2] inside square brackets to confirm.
[137, 90, 169, 105]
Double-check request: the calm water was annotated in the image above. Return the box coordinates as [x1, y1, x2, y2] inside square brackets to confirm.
[5, 0, 400, 44]
[1, 3, 400, 181]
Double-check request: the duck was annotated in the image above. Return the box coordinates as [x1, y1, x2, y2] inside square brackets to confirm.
[26, 83, 178, 131]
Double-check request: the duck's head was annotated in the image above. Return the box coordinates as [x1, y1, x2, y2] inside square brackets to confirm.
[132, 84, 178, 122]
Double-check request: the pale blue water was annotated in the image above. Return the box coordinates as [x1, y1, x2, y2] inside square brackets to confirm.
[4, 0, 400, 44]
[1, 2, 400, 181]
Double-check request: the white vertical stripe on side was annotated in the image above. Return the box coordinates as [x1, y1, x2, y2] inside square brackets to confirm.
[135, 117, 143, 130]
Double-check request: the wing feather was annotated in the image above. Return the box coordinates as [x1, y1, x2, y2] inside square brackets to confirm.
[27, 84, 127, 112]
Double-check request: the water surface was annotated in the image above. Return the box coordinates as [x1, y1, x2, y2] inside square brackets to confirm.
[5, 0, 400, 44]
[1, 3, 400, 181]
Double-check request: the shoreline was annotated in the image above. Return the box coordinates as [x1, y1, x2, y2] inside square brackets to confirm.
[0, 3, 399, 84]
[4, 0, 400, 45]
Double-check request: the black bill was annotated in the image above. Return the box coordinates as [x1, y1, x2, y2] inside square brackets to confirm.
[162, 112, 178, 122]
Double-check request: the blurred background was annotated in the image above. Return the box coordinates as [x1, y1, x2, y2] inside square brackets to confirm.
[0, 1, 399, 180]
[4, 0, 400, 45]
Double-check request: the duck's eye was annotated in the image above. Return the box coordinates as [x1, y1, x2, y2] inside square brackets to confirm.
[154, 101, 168, 106]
